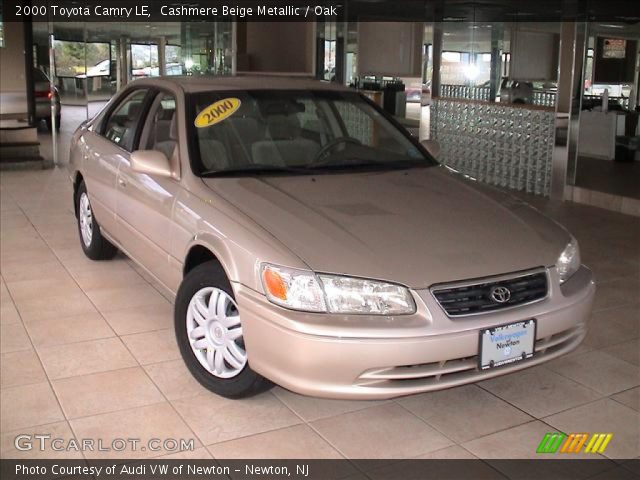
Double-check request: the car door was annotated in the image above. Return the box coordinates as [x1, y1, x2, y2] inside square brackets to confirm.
[115, 90, 183, 290]
[82, 88, 150, 241]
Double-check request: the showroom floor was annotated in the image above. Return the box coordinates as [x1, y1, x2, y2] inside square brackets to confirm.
[0, 167, 638, 471]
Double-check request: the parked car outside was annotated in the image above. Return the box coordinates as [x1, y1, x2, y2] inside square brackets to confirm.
[34, 68, 61, 131]
[132, 63, 184, 77]
[86, 59, 113, 77]
[68, 76, 594, 399]
[500, 78, 534, 104]
[404, 79, 431, 106]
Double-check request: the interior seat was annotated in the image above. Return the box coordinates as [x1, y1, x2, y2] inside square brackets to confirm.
[226, 116, 264, 164]
[198, 137, 230, 171]
[153, 112, 178, 162]
[251, 114, 320, 167]
[120, 102, 143, 149]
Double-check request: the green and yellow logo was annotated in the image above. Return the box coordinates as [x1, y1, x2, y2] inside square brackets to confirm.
[536, 432, 613, 454]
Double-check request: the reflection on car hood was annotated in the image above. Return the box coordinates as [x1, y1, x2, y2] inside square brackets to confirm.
[202, 167, 569, 288]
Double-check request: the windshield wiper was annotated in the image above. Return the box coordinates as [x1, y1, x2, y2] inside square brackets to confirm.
[306, 158, 426, 171]
[201, 165, 307, 177]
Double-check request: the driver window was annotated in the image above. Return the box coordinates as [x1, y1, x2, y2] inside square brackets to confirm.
[102, 90, 148, 151]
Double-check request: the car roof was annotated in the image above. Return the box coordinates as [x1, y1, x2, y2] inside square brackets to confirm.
[129, 75, 350, 94]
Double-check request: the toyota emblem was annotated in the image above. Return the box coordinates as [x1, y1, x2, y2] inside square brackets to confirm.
[490, 286, 511, 303]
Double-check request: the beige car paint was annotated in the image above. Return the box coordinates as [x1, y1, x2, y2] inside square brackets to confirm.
[69, 76, 595, 399]
[201, 168, 571, 288]
[73, 133, 124, 238]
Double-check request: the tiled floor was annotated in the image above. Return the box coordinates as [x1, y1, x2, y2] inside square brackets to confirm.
[575, 156, 640, 200]
[0, 167, 638, 468]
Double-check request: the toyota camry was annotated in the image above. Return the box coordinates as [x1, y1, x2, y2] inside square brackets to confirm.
[68, 76, 595, 399]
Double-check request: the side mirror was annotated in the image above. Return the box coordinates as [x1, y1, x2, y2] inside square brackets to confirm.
[421, 139, 441, 160]
[130, 150, 172, 177]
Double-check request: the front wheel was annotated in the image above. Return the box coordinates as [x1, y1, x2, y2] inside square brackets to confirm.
[175, 261, 272, 398]
[75, 181, 118, 260]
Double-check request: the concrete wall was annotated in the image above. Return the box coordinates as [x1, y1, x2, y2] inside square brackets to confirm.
[0, 22, 28, 116]
[239, 22, 315, 75]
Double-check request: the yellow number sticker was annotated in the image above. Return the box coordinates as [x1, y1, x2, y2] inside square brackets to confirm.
[194, 98, 241, 128]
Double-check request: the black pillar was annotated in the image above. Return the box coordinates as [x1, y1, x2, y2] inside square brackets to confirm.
[24, 18, 36, 126]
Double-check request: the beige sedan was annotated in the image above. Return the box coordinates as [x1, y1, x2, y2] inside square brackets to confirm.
[68, 76, 594, 399]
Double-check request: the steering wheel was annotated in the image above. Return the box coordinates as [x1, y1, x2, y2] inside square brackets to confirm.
[309, 137, 361, 166]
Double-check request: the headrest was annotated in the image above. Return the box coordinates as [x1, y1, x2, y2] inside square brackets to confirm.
[169, 112, 178, 140]
[227, 116, 265, 142]
[267, 114, 301, 141]
[261, 100, 305, 117]
[303, 119, 327, 134]
[158, 106, 175, 121]
[127, 102, 142, 121]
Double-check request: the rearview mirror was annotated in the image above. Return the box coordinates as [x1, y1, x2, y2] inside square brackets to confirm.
[421, 139, 441, 160]
[130, 150, 172, 177]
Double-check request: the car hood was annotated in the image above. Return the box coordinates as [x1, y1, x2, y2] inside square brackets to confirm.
[202, 167, 569, 288]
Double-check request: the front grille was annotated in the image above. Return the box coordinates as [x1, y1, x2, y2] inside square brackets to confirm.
[431, 270, 548, 317]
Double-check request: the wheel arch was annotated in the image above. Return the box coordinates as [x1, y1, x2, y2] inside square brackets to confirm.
[72, 171, 84, 217]
[182, 236, 240, 285]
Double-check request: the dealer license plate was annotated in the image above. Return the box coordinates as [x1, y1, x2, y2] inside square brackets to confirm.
[479, 319, 536, 370]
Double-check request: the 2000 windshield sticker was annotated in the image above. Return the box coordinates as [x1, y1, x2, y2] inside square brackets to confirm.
[194, 98, 241, 128]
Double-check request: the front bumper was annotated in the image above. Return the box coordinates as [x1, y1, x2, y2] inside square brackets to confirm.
[236, 266, 595, 399]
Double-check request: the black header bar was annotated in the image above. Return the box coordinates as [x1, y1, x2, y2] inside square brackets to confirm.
[1, 459, 639, 480]
[3, 0, 640, 22]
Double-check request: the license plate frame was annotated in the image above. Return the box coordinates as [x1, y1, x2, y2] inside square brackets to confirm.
[479, 319, 536, 370]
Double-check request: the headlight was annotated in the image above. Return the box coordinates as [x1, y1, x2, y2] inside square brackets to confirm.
[261, 264, 415, 315]
[261, 264, 326, 312]
[318, 274, 415, 315]
[556, 237, 581, 284]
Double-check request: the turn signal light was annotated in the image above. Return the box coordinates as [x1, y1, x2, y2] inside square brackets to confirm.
[262, 268, 287, 300]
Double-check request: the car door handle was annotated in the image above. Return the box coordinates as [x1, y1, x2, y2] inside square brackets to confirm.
[118, 177, 127, 187]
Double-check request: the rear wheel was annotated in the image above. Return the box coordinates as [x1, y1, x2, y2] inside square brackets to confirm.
[75, 181, 118, 260]
[175, 261, 272, 398]
[45, 114, 61, 132]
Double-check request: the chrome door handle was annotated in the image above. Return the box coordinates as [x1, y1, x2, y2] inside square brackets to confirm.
[118, 178, 126, 187]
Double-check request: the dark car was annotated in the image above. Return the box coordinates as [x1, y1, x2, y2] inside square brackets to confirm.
[34, 68, 61, 131]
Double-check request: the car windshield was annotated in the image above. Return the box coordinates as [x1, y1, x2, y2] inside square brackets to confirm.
[188, 89, 437, 176]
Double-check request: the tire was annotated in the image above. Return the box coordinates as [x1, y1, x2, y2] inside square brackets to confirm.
[75, 181, 118, 260]
[45, 115, 61, 132]
[175, 261, 272, 398]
